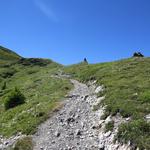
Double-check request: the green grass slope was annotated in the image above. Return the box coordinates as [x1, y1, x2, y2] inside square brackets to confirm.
[0, 47, 72, 137]
[0, 46, 21, 65]
[64, 57, 150, 150]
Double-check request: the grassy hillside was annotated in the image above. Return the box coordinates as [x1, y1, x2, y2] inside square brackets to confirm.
[64, 57, 150, 150]
[0, 46, 21, 65]
[0, 48, 72, 137]
[0, 46, 149, 149]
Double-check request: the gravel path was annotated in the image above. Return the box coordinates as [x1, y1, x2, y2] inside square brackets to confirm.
[32, 79, 131, 150]
[33, 79, 103, 150]
[0, 78, 132, 150]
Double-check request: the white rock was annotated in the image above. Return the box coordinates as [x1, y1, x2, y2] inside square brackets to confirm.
[4, 141, 9, 145]
[105, 116, 112, 123]
[81, 122, 84, 128]
[95, 86, 103, 93]
[55, 131, 60, 137]
[99, 143, 105, 149]
[125, 117, 130, 121]
[145, 114, 150, 122]
[104, 131, 111, 137]
[0, 144, 3, 149]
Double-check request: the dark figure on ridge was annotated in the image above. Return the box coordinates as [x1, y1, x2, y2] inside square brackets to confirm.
[84, 58, 88, 63]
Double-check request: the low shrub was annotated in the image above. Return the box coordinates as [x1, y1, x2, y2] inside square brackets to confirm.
[13, 137, 33, 150]
[117, 119, 150, 150]
[100, 111, 110, 120]
[0, 68, 17, 78]
[4, 88, 25, 110]
[27, 69, 38, 74]
[1, 81, 7, 90]
[139, 91, 150, 103]
[105, 120, 114, 132]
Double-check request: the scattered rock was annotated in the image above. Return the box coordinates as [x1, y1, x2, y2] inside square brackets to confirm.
[52, 140, 55, 144]
[77, 108, 81, 113]
[60, 118, 64, 123]
[4, 141, 9, 145]
[32, 79, 131, 150]
[75, 129, 81, 136]
[92, 125, 97, 129]
[95, 86, 103, 93]
[99, 144, 105, 150]
[126, 117, 130, 121]
[145, 114, 150, 122]
[67, 117, 75, 124]
[84, 95, 89, 100]
[55, 131, 60, 137]
[104, 131, 112, 137]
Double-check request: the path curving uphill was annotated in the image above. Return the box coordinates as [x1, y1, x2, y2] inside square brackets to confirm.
[33, 79, 130, 150]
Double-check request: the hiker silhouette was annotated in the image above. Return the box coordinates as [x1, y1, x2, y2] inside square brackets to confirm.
[84, 58, 88, 63]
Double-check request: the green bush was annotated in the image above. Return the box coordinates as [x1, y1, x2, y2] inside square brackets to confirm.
[105, 120, 114, 132]
[13, 137, 33, 150]
[1, 81, 7, 90]
[4, 88, 25, 110]
[0, 68, 17, 78]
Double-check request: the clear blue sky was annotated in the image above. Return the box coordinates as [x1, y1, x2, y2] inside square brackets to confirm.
[0, 0, 150, 65]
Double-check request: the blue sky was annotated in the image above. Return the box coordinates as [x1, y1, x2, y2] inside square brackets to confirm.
[0, 0, 150, 65]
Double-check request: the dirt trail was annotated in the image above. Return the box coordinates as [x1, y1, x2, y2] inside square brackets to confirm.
[33, 79, 102, 150]
[33, 79, 130, 150]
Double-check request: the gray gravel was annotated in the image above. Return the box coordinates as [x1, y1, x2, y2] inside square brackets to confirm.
[32, 79, 131, 150]
[33, 80, 103, 150]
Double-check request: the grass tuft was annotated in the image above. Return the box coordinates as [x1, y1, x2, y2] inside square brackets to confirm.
[12, 136, 33, 150]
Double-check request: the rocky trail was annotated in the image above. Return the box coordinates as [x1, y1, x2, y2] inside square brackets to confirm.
[0, 78, 131, 150]
[32, 79, 130, 150]
[33, 79, 102, 149]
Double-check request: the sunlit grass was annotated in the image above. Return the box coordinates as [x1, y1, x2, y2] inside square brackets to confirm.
[0, 60, 72, 137]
